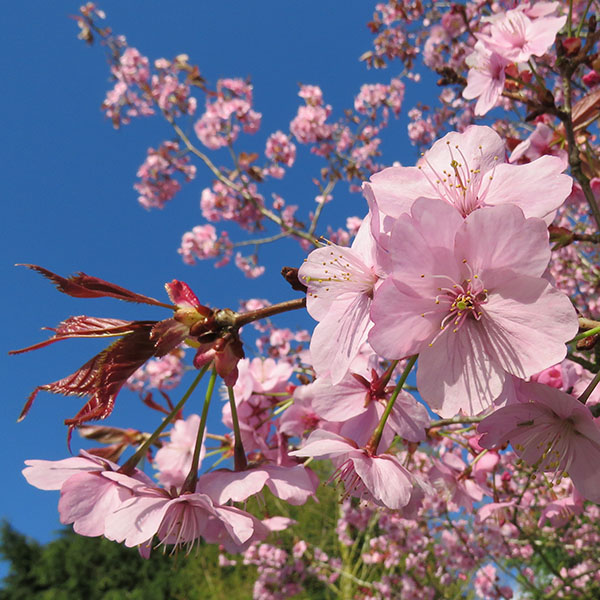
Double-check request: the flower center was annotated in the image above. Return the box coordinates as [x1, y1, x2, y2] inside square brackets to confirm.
[421, 261, 489, 345]
[514, 416, 577, 484]
[418, 141, 499, 216]
[440, 284, 488, 333]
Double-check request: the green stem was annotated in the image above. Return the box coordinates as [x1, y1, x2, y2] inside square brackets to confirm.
[120, 364, 210, 474]
[182, 366, 217, 492]
[578, 369, 600, 404]
[567, 0, 573, 37]
[227, 386, 247, 470]
[365, 355, 417, 454]
[428, 416, 482, 429]
[575, 0, 593, 37]
[570, 325, 600, 343]
[527, 59, 547, 90]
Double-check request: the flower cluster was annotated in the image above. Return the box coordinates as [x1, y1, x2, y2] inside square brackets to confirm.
[14, 2, 600, 596]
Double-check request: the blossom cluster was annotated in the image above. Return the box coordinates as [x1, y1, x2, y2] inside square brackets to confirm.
[12, 2, 600, 598]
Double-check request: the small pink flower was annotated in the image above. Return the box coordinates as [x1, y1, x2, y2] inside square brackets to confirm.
[478, 380, 600, 502]
[476, 9, 566, 63]
[462, 42, 508, 116]
[290, 430, 413, 510]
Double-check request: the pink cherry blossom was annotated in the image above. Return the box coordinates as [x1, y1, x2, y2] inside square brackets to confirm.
[478, 380, 600, 502]
[105, 485, 259, 552]
[369, 125, 572, 222]
[298, 211, 382, 383]
[429, 452, 485, 512]
[509, 122, 568, 164]
[290, 430, 413, 510]
[475, 9, 567, 63]
[369, 199, 578, 417]
[154, 414, 205, 489]
[462, 42, 508, 116]
[23, 451, 154, 537]
[305, 357, 429, 448]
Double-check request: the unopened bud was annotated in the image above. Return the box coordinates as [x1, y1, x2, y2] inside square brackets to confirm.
[562, 37, 582, 56]
[281, 266, 308, 292]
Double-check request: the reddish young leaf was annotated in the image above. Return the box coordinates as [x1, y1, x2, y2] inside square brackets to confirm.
[19, 264, 175, 308]
[165, 279, 209, 313]
[9, 316, 153, 355]
[18, 324, 162, 445]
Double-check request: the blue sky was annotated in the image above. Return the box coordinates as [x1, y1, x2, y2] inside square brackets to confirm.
[2, 0, 429, 562]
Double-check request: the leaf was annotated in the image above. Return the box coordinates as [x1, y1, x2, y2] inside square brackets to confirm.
[19, 264, 174, 308]
[9, 316, 154, 354]
[572, 88, 600, 130]
[18, 324, 162, 445]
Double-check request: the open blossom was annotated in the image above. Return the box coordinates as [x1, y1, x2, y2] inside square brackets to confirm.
[298, 211, 382, 384]
[462, 42, 508, 116]
[104, 486, 263, 553]
[290, 430, 413, 510]
[23, 451, 154, 537]
[369, 199, 578, 417]
[509, 122, 567, 164]
[194, 78, 261, 149]
[305, 355, 429, 448]
[134, 141, 196, 210]
[265, 131, 296, 167]
[430, 452, 485, 512]
[368, 125, 572, 222]
[478, 380, 600, 503]
[475, 8, 567, 63]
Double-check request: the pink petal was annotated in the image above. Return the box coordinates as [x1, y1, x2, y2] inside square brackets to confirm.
[417, 321, 506, 417]
[58, 472, 127, 537]
[289, 430, 356, 459]
[369, 279, 441, 359]
[23, 456, 104, 490]
[352, 454, 412, 509]
[196, 469, 269, 504]
[484, 156, 571, 222]
[482, 278, 578, 378]
[368, 166, 434, 218]
[456, 204, 550, 278]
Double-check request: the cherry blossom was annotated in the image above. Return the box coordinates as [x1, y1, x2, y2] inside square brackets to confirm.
[478, 380, 600, 502]
[369, 199, 578, 417]
[368, 125, 572, 222]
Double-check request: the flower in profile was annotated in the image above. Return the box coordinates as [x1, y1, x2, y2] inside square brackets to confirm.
[298, 210, 382, 384]
[368, 199, 578, 417]
[289, 430, 413, 510]
[104, 487, 258, 553]
[368, 125, 571, 223]
[477, 380, 600, 503]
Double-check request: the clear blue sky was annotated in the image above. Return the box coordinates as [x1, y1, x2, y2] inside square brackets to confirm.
[1, 0, 429, 563]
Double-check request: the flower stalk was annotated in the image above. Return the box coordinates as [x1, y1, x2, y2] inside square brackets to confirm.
[181, 365, 217, 492]
[365, 355, 417, 455]
[120, 364, 210, 474]
[227, 386, 247, 471]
